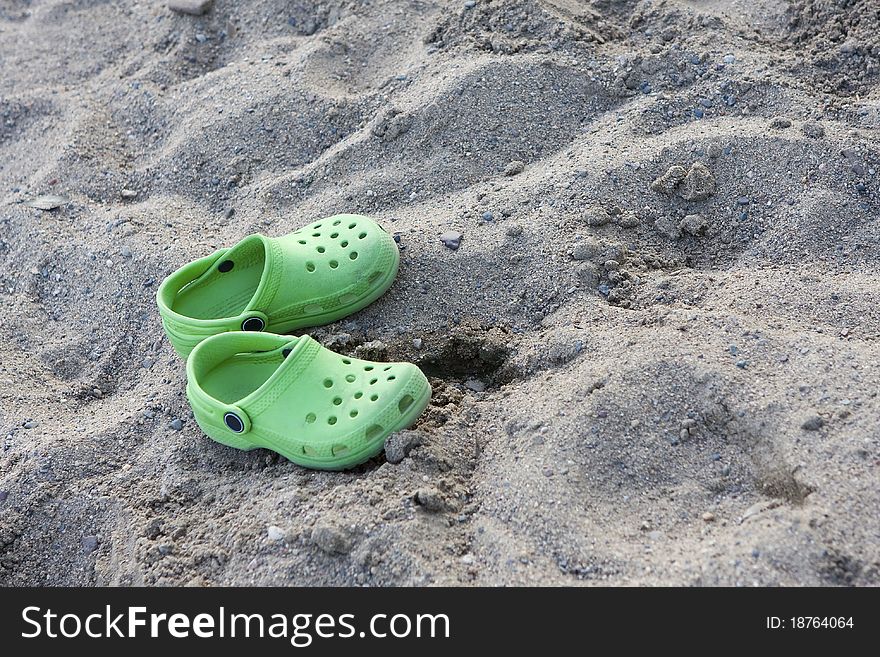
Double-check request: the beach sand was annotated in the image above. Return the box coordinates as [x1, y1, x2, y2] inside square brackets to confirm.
[0, 0, 878, 585]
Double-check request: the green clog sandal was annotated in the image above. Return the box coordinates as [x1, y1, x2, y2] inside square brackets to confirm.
[186, 332, 431, 470]
[157, 214, 399, 357]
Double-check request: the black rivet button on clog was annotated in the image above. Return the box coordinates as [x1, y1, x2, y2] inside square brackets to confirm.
[241, 317, 265, 332]
[224, 412, 245, 433]
[218, 260, 234, 273]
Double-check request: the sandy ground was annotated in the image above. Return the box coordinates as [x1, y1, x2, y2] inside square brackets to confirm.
[1, 0, 879, 586]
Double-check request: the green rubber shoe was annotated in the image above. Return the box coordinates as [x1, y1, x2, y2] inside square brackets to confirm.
[186, 332, 431, 470]
[157, 214, 399, 358]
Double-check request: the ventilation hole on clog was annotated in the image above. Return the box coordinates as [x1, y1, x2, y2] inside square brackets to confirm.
[333, 219, 341, 226]
[348, 222, 357, 229]
[332, 444, 349, 456]
[339, 293, 358, 305]
[345, 374, 356, 383]
[369, 378, 378, 385]
[365, 424, 383, 440]
[323, 378, 333, 388]
[341, 240, 349, 248]
[328, 416, 337, 425]
[218, 259, 234, 273]
[312, 232, 321, 237]
[305, 413, 316, 424]
[349, 409, 358, 418]
[302, 445, 316, 456]
[359, 232, 367, 239]
[342, 359, 351, 365]
[383, 366, 392, 371]
[316, 246, 325, 254]
[398, 395, 414, 413]
[314, 224, 322, 229]
[354, 391, 363, 399]
[370, 394, 379, 401]
[349, 251, 359, 260]
[387, 375, 396, 381]
[330, 232, 339, 238]
[298, 240, 307, 245]
[368, 271, 382, 284]
[329, 260, 338, 269]
[304, 303, 323, 314]
[364, 365, 374, 371]
[332, 397, 342, 406]
[306, 262, 315, 272]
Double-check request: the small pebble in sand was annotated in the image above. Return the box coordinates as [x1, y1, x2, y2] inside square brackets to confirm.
[311, 524, 352, 554]
[0, 492, 8, 502]
[121, 245, 132, 258]
[702, 512, 715, 522]
[801, 415, 825, 431]
[267, 525, 285, 541]
[23, 420, 37, 429]
[120, 189, 138, 199]
[82, 536, 99, 553]
[168, 0, 213, 16]
[504, 160, 525, 176]
[802, 122, 825, 139]
[224, 207, 235, 219]
[439, 231, 462, 250]
[465, 378, 486, 392]
[723, 54, 735, 64]
[170, 418, 184, 431]
[505, 223, 523, 237]
[769, 117, 792, 129]
[26, 194, 68, 211]
[481, 211, 494, 222]
[415, 488, 447, 512]
[412, 338, 423, 349]
[385, 430, 423, 464]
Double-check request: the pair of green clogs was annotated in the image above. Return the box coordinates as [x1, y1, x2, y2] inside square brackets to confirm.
[156, 214, 431, 470]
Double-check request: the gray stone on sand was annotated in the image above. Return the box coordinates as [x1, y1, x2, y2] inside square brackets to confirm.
[801, 415, 825, 431]
[650, 165, 687, 194]
[311, 524, 352, 554]
[654, 215, 681, 239]
[679, 213, 707, 236]
[169, 1, 213, 16]
[504, 160, 525, 176]
[680, 162, 716, 201]
[267, 525, 285, 541]
[170, 418, 184, 431]
[614, 210, 640, 228]
[583, 207, 611, 226]
[384, 429, 423, 464]
[82, 536, 98, 553]
[439, 231, 462, 250]
[415, 488, 447, 512]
